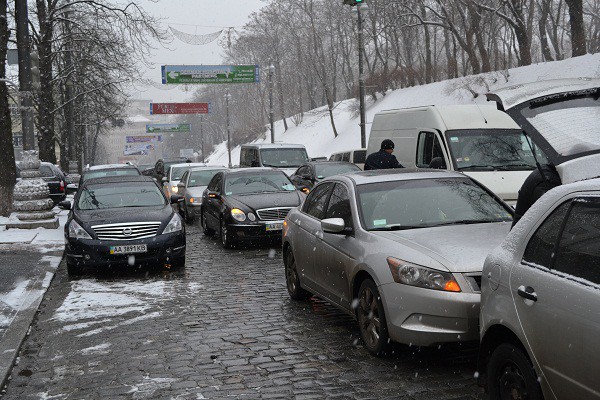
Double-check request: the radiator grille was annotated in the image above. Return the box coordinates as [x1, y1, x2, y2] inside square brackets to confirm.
[91, 221, 162, 240]
[256, 207, 292, 221]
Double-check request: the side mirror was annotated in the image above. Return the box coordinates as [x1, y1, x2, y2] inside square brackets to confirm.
[66, 183, 78, 191]
[207, 191, 219, 199]
[177, 182, 186, 188]
[170, 194, 184, 204]
[58, 200, 71, 210]
[321, 218, 346, 234]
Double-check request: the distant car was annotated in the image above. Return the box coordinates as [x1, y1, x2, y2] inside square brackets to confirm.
[478, 177, 600, 400]
[329, 149, 367, 170]
[239, 143, 310, 176]
[201, 168, 304, 248]
[60, 175, 185, 275]
[80, 164, 141, 185]
[162, 162, 207, 198]
[289, 161, 361, 192]
[16, 161, 67, 205]
[177, 166, 227, 222]
[152, 158, 189, 182]
[283, 169, 513, 355]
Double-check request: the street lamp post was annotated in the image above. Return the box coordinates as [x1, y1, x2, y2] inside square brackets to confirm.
[357, 3, 367, 149]
[225, 90, 232, 168]
[200, 116, 205, 163]
[268, 65, 275, 143]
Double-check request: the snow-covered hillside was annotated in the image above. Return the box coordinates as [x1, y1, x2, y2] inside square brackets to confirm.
[207, 54, 600, 165]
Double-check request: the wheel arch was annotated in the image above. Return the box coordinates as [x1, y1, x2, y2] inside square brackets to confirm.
[478, 324, 530, 387]
[351, 269, 376, 317]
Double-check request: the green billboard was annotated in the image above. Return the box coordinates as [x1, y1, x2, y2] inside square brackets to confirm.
[161, 65, 260, 84]
[146, 123, 191, 133]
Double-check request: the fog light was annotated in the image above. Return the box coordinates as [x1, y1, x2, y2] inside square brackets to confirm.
[166, 247, 172, 254]
[84, 254, 91, 260]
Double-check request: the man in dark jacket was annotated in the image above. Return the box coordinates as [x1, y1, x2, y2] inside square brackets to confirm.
[364, 139, 404, 170]
[512, 163, 561, 227]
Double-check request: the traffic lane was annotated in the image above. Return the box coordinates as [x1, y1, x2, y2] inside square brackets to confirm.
[2, 224, 483, 399]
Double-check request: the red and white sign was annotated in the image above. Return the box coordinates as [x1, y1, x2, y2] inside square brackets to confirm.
[150, 102, 211, 115]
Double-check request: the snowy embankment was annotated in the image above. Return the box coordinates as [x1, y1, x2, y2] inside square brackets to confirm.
[207, 54, 600, 164]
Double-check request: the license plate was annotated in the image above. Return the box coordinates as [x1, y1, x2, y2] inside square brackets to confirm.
[265, 222, 283, 231]
[110, 244, 147, 255]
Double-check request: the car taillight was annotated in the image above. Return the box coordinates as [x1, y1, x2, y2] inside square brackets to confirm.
[60, 181, 65, 192]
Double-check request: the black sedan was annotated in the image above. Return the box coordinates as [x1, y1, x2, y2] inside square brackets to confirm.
[16, 162, 67, 205]
[201, 168, 304, 248]
[60, 175, 185, 275]
[289, 161, 361, 192]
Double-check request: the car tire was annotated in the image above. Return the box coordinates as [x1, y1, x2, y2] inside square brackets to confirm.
[284, 248, 310, 300]
[220, 218, 235, 249]
[67, 261, 83, 277]
[202, 211, 215, 237]
[184, 204, 194, 223]
[170, 255, 185, 270]
[357, 279, 390, 356]
[487, 343, 543, 400]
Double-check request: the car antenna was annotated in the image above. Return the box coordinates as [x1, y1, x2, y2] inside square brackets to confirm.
[474, 102, 488, 124]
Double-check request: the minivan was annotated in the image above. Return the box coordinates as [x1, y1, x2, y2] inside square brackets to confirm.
[239, 143, 310, 176]
[329, 148, 367, 169]
[367, 105, 549, 205]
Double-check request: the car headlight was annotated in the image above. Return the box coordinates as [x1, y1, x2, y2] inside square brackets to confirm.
[387, 257, 461, 292]
[171, 185, 178, 193]
[68, 220, 92, 239]
[163, 213, 183, 234]
[231, 208, 246, 222]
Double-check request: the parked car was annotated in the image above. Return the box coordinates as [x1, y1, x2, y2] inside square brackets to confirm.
[80, 164, 141, 185]
[201, 168, 304, 249]
[283, 169, 513, 355]
[162, 162, 207, 198]
[16, 161, 67, 205]
[478, 179, 600, 400]
[329, 149, 367, 170]
[289, 161, 361, 192]
[239, 143, 310, 176]
[60, 175, 185, 275]
[177, 166, 227, 222]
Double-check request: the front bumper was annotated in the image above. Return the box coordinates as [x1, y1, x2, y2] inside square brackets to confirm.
[187, 203, 202, 217]
[65, 232, 186, 269]
[380, 282, 480, 347]
[225, 221, 284, 242]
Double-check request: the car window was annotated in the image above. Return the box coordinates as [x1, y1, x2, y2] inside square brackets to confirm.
[39, 165, 54, 178]
[417, 131, 446, 168]
[295, 166, 309, 177]
[522, 200, 571, 268]
[341, 152, 350, 162]
[180, 171, 189, 185]
[553, 198, 600, 285]
[207, 173, 222, 193]
[325, 183, 353, 228]
[224, 173, 296, 195]
[353, 150, 367, 164]
[83, 169, 140, 181]
[171, 166, 191, 181]
[189, 169, 225, 187]
[303, 182, 333, 220]
[315, 163, 360, 179]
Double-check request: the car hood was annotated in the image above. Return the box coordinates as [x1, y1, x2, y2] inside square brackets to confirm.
[227, 191, 301, 211]
[75, 205, 173, 227]
[371, 222, 511, 273]
[186, 186, 207, 197]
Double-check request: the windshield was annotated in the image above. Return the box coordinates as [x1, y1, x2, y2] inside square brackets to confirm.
[357, 178, 512, 231]
[224, 173, 296, 195]
[260, 148, 309, 168]
[521, 96, 600, 157]
[315, 163, 360, 179]
[77, 183, 166, 210]
[445, 129, 548, 171]
[83, 169, 140, 181]
[170, 166, 191, 181]
[189, 169, 225, 187]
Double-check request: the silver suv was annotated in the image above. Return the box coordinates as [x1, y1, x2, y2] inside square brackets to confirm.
[479, 178, 600, 400]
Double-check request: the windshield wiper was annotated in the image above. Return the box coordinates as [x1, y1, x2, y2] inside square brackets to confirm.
[431, 219, 504, 227]
[369, 224, 424, 231]
[457, 164, 495, 171]
[493, 163, 536, 170]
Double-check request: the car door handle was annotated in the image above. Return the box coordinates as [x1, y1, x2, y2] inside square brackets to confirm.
[517, 285, 537, 302]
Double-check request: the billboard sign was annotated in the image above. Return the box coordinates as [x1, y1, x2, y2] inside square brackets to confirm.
[150, 103, 210, 115]
[126, 135, 162, 143]
[161, 65, 260, 84]
[146, 123, 191, 133]
[124, 143, 154, 156]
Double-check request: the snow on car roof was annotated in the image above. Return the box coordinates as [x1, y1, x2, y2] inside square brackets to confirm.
[486, 78, 600, 110]
[338, 168, 465, 186]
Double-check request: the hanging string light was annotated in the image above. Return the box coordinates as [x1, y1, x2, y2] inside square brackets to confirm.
[169, 26, 224, 46]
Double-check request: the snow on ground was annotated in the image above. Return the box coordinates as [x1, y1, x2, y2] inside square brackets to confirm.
[206, 54, 600, 164]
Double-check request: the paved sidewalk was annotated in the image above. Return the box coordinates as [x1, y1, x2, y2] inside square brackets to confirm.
[0, 209, 66, 391]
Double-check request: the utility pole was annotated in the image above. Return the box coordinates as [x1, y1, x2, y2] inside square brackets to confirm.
[200, 116, 205, 163]
[357, 3, 367, 149]
[225, 89, 232, 168]
[268, 65, 275, 143]
[15, 0, 35, 151]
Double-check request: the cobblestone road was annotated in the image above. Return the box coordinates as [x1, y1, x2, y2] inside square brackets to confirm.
[1, 223, 484, 399]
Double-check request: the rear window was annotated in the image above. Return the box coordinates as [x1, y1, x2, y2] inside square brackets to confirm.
[83, 169, 140, 181]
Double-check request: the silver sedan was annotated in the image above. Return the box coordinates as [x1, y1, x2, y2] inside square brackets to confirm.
[282, 169, 513, 355]
[177, 166, 226, 223]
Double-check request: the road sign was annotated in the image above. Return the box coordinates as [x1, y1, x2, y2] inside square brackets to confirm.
[161, 65, 260, 84]
[150, 103, 210, 115]
[124, 143, 154, 156]
[146, 123, 191, 133]
[126, 135, 162, 143]
[179, 148, 194, 158]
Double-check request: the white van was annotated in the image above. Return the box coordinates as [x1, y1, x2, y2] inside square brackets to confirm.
[367, 104, 549, 205]
[329, 148, 367, 170]
[239, 143, 310, 176]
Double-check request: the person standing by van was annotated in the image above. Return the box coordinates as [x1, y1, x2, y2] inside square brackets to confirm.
[364, 139, 404, 170]
[512, 163, 561, 227]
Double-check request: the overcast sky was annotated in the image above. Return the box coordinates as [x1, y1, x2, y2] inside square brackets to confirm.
[130, 0, 268, 103]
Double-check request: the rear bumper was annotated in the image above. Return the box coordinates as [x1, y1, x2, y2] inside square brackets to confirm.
[65, 232, 186, 269]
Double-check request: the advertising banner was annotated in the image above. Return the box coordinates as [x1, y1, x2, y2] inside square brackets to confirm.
[124, 143, 154, 155]
[125, 135, 162, 143]
[150, 103, 210, 115]
[161, 65, 260, 84]
[146, 124, 191, 133]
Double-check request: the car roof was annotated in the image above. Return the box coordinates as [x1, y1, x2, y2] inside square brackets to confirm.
[224, 167, 285, 175]
[240, 143, 306, 149]
[87, 164, 138, 171]
[82, 175, 156, 186]
[169, 162, 207, 169]
[329, 168, 466, 185]
[303, 161, 359, 167]
[187, 165, 227, 171]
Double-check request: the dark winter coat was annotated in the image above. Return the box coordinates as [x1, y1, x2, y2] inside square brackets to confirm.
[512, 164, 562, 227]
[364, 150, 404, 171]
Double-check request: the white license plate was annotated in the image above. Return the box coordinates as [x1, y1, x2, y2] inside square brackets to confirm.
[265, 222, 283, 231]
[110, 244, 147, 255]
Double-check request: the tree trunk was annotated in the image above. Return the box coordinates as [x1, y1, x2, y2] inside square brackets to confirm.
[0, 0, 14, 216]
[421, 5, 433, 83]
[275, 60, 288, 131]
[565, 0, 587, 56]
